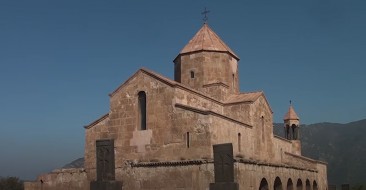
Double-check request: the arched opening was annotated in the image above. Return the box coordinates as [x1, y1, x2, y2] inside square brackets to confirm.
[138, 91, 147, 130]
[284, 125, 289, 139]
[291, 124, 297, 140]
[190, 71, 194, 78]
[306, 179, 311, 190]
[287, 178, 293, 190]
[238, 133, 241, 152]
[296, 179, 303, 190]
[259, 178, 269, 190]
[313, 181, 318, 190]
[274, 177, 283, 190]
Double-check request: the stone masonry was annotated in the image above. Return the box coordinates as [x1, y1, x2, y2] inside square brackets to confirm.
[24, 22, 328, 190]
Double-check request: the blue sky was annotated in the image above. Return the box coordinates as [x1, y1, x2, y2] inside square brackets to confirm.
[0, 0, 365, 180]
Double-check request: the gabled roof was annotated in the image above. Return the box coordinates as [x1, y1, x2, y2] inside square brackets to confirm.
[108, 67, 273, 111]
[224, 91, 273, 113]
[177, 22, 239, 60]
[224, 91, 263, 104]
[85, 68, 276, 129]
[284, 105, 300, 121]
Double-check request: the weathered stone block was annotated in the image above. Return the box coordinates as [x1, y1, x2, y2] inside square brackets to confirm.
[209, 182, 239, 190]
[90, 181, 123, 190]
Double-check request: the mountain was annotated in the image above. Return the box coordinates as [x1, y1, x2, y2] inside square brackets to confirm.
[63, 119, 366, 186]
[273, 119, 366, 186]
[62, 157, 84, 169]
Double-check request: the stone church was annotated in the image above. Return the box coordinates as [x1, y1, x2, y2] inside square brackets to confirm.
[25, 22, 328, 190]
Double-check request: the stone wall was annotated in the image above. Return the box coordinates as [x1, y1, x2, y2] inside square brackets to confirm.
[25, 158, 327, 190]
[174, 52, 239, 95]
[107, 160, 325, 190]
[173, 87, 223, 113]
[24, 168, 88, 190]
[210, 115, 254, 160]
[273, 135, 293, 162]
[202, 82, 229, 101]
[78, 68, 328, 190]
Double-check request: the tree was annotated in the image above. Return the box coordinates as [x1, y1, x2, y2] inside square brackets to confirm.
[352, 183, 366, 190]
[0, 176, 24, 190]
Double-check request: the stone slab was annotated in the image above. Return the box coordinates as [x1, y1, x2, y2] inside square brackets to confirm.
[342, 184, 350, 190]
[329, 184, 336, 190]
[90, 180, 123, 190]
[96, 139, 115, 181]
[213, 143, 234, 183]
[209, 182, 239, 190]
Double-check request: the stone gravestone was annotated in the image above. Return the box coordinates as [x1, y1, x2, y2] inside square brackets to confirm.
[341, 184, 350, 190]
[90, 139, 123, 190]
[209, 143, 239, 190]
[328, 184, 336, 190]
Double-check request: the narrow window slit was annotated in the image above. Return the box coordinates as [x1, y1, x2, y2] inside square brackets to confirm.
[138, 91, 146, 130]
[186, 132, 190, 148]
[238, 133, 241, 152]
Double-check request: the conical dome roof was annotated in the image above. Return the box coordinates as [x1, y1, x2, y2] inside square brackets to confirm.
[177, 22, 239, 60]
[283, 105, 299, 120]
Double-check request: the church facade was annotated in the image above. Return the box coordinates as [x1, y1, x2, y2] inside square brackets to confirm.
[25, 22, 328, 190]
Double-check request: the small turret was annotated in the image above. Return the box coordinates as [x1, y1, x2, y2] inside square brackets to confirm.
[283, 102, 300, 140]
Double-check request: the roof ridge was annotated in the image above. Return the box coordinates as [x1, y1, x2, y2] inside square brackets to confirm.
[206, 24, 216, 50]
[241, 91, 264, 94]
[207, 24, 231, 53]
[108, 68, 272, 114]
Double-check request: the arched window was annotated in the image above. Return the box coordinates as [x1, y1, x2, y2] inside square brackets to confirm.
[296, 179, 303, 190]
[259, 178, 269, 190]
[274, 177, 283, 190]
[138, 91, 146, 130]
[190, 71, 195, 78]
[306, 179, 311, 190]
[238, 133, 241, 152]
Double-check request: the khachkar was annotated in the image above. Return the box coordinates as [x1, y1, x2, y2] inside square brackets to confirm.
[342, 184, 350, 190]
[90, 139, 123, 190]
[209, 143, 239, 190]
[328, 184, 337, 190]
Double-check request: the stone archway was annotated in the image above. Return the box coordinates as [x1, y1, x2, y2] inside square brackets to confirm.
[260, 178, 269, 190]
[313, 181, 318, 190]
[274, 177, 283, 190]
[287, 178, 294, 190]
[296, 179, 303, 190]
[306, 179, 311, 190]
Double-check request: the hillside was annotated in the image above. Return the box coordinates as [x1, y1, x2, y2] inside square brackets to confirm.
[273, 119, 366, 186]
[62, 157, 84, 169]
[63, 119, 366, 186]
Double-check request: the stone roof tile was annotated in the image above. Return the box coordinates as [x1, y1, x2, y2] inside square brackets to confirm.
[284, 105, 299, 120]
[224, 91, 263, 104]
[178, 23, 239, 60]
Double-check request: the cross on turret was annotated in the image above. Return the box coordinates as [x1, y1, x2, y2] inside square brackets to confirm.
[201, 7, 210, 23]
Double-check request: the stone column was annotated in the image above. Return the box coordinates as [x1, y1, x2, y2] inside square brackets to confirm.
[294, 127, 298, 140]
[284, 127, 287, 139]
